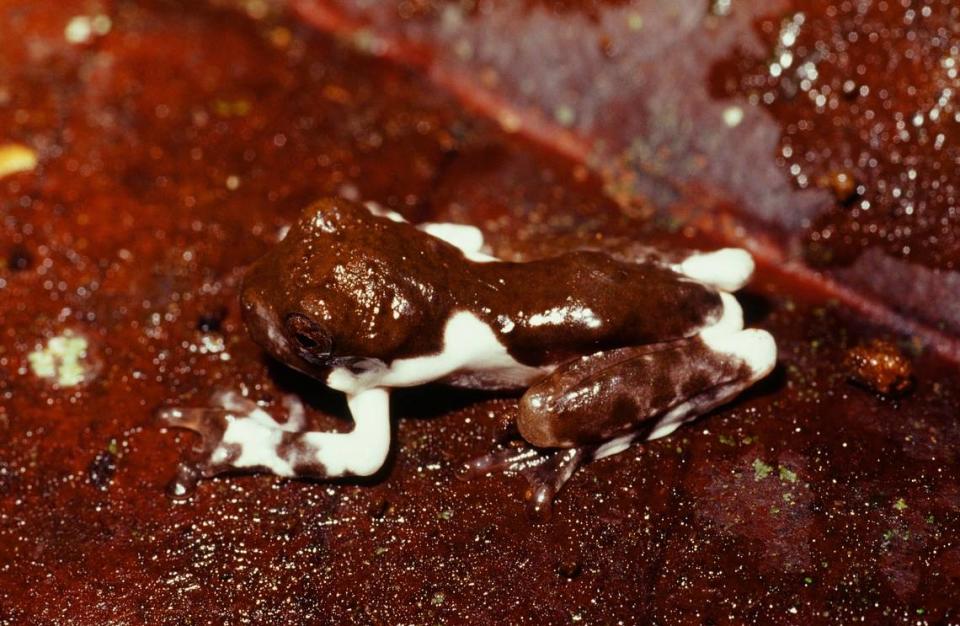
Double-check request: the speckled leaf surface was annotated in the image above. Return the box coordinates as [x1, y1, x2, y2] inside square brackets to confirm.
[0, 2, 958, 624]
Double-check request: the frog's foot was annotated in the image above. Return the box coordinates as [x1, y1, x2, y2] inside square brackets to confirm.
[459, 443, 599, 520]
[158, 390, 308, 498]
[158, 387, 392, 499]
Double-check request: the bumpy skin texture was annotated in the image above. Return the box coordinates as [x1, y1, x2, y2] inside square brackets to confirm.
[240, 198, 724, 373]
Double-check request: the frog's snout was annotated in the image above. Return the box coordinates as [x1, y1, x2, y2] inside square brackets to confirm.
[284, 313, 333, 366]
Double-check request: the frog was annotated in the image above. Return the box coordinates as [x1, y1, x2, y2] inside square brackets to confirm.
[159, 197, 776, 514]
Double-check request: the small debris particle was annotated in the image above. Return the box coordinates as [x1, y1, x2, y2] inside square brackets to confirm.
[368, 497, 391, 519]
[0, 143, 37, 179]
[718, 434, 736, 446]
[753, 458, 773, 480]
[64, 14, 111, 44]
[64, 16, 93, 43]
[7, 245, 33, 271]
[87, 450, 117, 491]
[196, 307, 227, 333]
[431, 592, 445, 606]
[710, 0, 732, 16]
[497, 111, 522, 133]
[438, 509, 454, 521]
[844, 339, 913, 395]
[893, 497, 908, 511]
[557, 556, 582, 579]
[244, 0, 270, 20]
[627, 12, 644, 30]
[225, 175, 240, 190]
[554, 105, 576, 128]
[213, 98, 252, 118]
[27, 332, 96, 387]
[269, 26, 292, 49]
[722, 105, 744, 127]
[817, 170, 858, 203]
[778, 466, 798, 483]
[803, 576, 814, 585]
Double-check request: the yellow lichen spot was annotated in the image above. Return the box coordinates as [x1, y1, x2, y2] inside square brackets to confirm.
[27, 332, 93, 387]
[0, 143, 38, 179]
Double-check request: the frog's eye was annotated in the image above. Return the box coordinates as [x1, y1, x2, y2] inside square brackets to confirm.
[285, 313, 332, 358]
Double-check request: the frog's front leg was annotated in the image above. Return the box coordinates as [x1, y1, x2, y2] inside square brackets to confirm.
[159, 387, 391, 497]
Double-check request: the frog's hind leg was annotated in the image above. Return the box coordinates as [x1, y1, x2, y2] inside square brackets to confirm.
[158, 388, 392, 498]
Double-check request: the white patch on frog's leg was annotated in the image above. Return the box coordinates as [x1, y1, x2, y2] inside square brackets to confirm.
[199, 392, 310, 475]
[636, 295, 776, 442]
[673, 248, 755, 292]
[327, 311, 547, 395]
[646, 374, 764, 441]
[296, 387, 392, 477]
[700, 291, 744, 336]
[212, 390, 304, 432]
[700, 293, 777, 378]
[585, 292, 773, 444]
[166, 388, 391, 479]
[593, 432, 638, 461]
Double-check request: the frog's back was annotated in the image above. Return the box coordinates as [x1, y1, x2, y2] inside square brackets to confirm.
[470, 250, 724, 366]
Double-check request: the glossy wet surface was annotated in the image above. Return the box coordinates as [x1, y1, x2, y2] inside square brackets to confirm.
[1, 1, 959, 624]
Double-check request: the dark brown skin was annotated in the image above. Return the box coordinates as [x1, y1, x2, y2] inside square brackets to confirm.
[519, 338, 749, 448]
[240, 197, 724, 377]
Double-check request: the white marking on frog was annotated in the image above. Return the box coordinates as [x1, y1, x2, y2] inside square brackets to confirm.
[326, 310, 548, 395]
[675, 248, 755, 292]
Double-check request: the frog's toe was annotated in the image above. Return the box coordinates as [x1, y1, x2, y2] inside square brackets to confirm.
[460, 444, 593, 520]
[158, 405, 227, 438]
[702, 325, 778, 380]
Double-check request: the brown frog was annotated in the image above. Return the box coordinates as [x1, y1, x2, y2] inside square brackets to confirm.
[160, 198, 776, 515]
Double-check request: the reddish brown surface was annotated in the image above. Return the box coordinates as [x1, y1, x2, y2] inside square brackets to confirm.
[1, 1, 959, 624]
[292, 0, 960, 353]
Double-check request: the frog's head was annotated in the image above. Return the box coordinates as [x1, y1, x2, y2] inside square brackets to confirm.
[241, 198, 445, 380]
